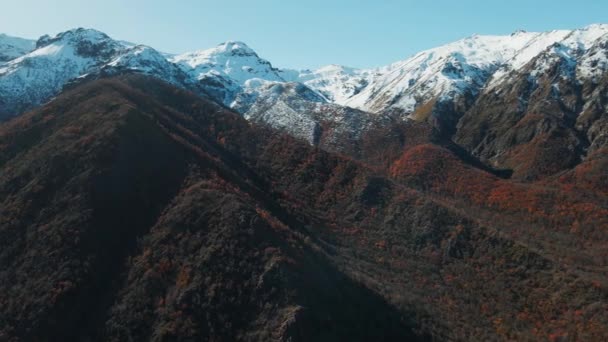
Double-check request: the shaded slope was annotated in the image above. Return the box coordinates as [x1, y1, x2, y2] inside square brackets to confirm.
[0, 75, 420, 342]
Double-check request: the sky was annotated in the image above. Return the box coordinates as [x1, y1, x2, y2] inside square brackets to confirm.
[0, 0, 606, 69]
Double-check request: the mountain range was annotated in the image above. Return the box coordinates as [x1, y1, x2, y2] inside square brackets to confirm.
[0, 25, 607, 341]
[2, 25, 608, 176]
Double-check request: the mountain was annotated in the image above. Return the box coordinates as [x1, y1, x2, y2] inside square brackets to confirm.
[341, 30, 567, 112]
[171, 41, 287, 107]
[234, 81, 392, 153]
[0, 29, 386, 155]
[280, 65, 375, 104]
[0, 29, 126, 118]
[1, 74, 607, 341]
[0, 74, 422, 341]
[102, 45, 191, 86]
[0, 33, 35, 62]
[455, 25, 608, 180]
[0, 25, 607, 178]
[2, 26, 608, 116]
[325, 25, 607, 116]
[0, 29, 204, 120]
[0, 21, 607, 342]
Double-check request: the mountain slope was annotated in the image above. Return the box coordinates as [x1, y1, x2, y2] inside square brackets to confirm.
[171, 41, 287, 107]
[280, 65, 375, 104]
[335, 25, 608, 118]
[454, 27, 608, 179]
[0, 29, 197, 120]
[1, 74, 607, 341]
[0, 34, 35, 62]
[0, 75, 422, 341]
[0, 28, 126, 118]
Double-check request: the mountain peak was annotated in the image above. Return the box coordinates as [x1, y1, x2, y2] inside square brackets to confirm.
[219, 40, 252, 48]
[0, 33, 35, 61]
[36, 27, 111, 49]
[511, 29, 528, 36]
[213, 40, 259, 57]
[582, 23, 608, 31]
[171, 39, 283, 91]
[36, 27, 121, 54]
[172, 40, 263, 67]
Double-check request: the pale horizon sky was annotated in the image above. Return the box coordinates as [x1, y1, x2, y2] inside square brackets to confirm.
[0, 0, 606, 69]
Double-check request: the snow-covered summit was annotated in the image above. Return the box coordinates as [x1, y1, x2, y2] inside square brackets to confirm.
[0, 33, 35, 62]
[172, 41, 284, 85]
[0, 28, 178, 117]
[486, 24, 608, 89]
[342, 30, 571, 112]
[0, 28, 129, 116]
[2, 24, 608, 141]
[336, 24, 608, 114]
[36, 28, 111, 46]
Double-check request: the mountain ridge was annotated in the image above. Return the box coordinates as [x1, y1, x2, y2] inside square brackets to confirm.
[3, 24, 607, 119]
[1, 25, 607, 180]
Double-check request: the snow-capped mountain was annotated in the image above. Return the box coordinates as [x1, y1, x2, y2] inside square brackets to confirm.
[487, 24, 608, 88]
[341, 28, 600, 113]
[578, 33, 608, 82]
[280, 65, 376, 104]
[258, 25, 605, 122]
[0, 29, 127, 117]
[0, 34, 35, 62]
[171, 41, 286, 106]
[103, 45, 190, 86]
[233, 81, 384, 149]
[1, 25, 607, 153]
[453, 25, 608, 179]
[0, 29, 199, 118]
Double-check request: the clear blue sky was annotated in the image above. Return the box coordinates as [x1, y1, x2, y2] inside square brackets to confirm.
[0, 0, 606, 69]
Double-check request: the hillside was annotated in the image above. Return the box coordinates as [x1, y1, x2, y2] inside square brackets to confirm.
[0, 75, 606, 341]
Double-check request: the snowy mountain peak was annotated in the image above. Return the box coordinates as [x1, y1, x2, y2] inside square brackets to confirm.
[0, 28, 130, 118]
[340, 31, 551, 112]
[101, 44, 188, 87]
[214, 40, 259, 57]
[172, 40, 264, 69]
[341, 25, 608, 114]
[29, 28, 124, 64]
[0, 33, 35, 62]
[582, 23, 608, 32]
[171, 40, 284, 96]
[36, 28, 112, 48]
[511, 29, 528, 36]
[2, 24, 608, 129]
[107, 44, 174, 68]
[560, 24, 608, 50]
